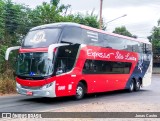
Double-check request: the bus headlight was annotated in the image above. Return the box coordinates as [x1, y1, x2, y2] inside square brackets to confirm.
[46, 91, 50, 95]
[16, 82, 21, 87]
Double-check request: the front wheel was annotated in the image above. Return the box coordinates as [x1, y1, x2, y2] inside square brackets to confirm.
[75, 82, 85, 100]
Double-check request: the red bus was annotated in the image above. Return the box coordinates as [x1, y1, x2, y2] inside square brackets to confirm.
[5, 22, 152, 99]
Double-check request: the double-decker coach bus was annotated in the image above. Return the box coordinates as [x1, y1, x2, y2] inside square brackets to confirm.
[5, 22, 152, 99]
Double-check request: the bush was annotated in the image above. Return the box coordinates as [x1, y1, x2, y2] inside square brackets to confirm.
[0, 45, 17, 94]
[0, 71, 16, 95]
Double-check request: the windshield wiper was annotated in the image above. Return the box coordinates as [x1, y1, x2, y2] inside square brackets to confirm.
[17, 72, 30, 76]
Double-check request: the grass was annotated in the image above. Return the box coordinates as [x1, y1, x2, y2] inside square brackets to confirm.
[0, 77, 16, 95]
[0, 70, 16, 95]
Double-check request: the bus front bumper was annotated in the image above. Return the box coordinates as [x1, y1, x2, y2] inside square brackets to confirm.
[16, 82, 56, 97]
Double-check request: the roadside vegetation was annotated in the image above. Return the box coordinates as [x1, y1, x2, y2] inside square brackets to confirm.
[0, 0, 159, 94]
[0, 74, 16, 95]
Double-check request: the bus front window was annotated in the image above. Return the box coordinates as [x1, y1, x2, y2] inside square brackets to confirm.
[22, 28, 61, 48]
[16, 52, 53, 77]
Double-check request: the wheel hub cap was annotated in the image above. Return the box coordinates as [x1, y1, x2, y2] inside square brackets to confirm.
[76, 87, 83, 96]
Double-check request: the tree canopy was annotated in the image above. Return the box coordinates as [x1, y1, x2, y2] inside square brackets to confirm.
[113, 26, 137, 38]
[148, 19, 160, 67]
[148, 22, 160, 48]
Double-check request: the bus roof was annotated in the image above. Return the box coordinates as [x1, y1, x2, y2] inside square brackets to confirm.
[30, 22, 151, 45]
[80, 24, 151, 45]
[30, 22, 80, 31]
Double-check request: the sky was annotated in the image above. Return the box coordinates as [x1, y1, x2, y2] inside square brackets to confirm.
[12, 0, 160, 39]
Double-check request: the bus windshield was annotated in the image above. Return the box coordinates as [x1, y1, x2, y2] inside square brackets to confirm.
[22, 28, 61, 48]
[16, 52, 53, 77]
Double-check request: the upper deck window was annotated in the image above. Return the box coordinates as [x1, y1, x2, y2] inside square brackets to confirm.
[61, 27, 82, 44]
[22, 28, 61, 48]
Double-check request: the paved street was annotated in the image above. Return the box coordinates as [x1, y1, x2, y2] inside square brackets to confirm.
[0, 74, 159, 113]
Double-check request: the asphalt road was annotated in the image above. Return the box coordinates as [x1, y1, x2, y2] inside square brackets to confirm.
[0, 74, 159, 112]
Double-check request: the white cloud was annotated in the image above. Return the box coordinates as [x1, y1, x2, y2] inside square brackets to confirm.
[12, 0, 160, 38]
[104, 6, 159, 37]
[12, 0, 50, 8]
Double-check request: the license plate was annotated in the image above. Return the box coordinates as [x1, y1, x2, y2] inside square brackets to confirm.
[26, 91, 33, 96]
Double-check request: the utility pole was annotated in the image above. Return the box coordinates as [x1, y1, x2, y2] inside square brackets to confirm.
[99, 0, 103, 30]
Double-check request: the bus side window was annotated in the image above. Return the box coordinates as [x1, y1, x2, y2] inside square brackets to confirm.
[82, 30, 99, 46]
[125, 39, 139, 52]
[56, 58, 66, 75]
[55, 45, 80, 75]
[142, 43, 146, 54]
[102, 34, 111, 48]
[83, 59, 132, 74]
[61, 27, 83, 44]
[145, 44, 151, 54]
[132, 41, 139, 52]
[83, 60, 94, 74]
[138, 43, 143, 53]
[107, 35, 126, 50]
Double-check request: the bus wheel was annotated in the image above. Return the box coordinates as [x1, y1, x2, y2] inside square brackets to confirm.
[128, 79, 134, 92]
[75, 82, 85, 100]
[134, 80, 141, 91]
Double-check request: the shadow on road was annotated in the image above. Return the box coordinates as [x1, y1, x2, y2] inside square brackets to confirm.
[19, 89, 151, 104]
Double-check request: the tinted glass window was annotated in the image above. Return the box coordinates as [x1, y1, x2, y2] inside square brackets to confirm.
[54, 44, 79, 75]
[97, 33, 105, 47]
[61, 27, 82, 44]
[125, 39, 140, 52]
[142, 43, 146, 53]
[105, 35, 126, 50]
[132, 41, 139, 52]
[81, 29, 150, 54]
[138, 43, 143, 53]
[83, 60, 132, 74]
[145, 44, 152, 54]
[82, 29, 99, 46]
[16, 52, 53, 77]
[22, 28, 61, 48]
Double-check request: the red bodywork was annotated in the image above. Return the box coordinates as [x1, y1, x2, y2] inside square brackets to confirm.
[17, 45, 138, 97]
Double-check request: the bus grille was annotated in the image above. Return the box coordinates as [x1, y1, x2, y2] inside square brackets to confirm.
[21, 86, 42, 90]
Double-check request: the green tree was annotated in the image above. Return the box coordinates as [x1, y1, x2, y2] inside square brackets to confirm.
[2, 0, 26, 46]
[113, 26, 137, 38]
[148, 26, 160, 47]
[32, 1, 70, 24]
[62, 11, 100, 29]
[0, 0, 26, 74]
[0, 0, 5, 42]
[148, 20, 160, 67]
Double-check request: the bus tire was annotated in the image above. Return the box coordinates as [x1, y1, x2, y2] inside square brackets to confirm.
[134, 80, 141, 91]
[75, 82, 85, 100]
[128, 79, 134, 92]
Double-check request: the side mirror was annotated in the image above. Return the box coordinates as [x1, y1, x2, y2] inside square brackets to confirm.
[48, 43, 69, 60]
[5, 46, 21, 60]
